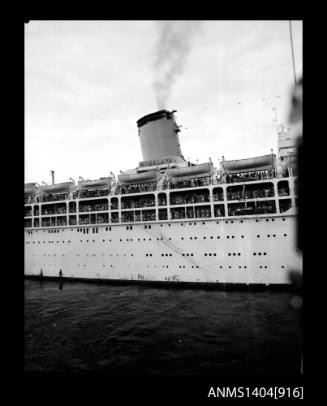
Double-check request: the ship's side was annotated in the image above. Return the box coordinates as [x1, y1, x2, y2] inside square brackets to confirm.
[24, 177, 301, 287]
[24, 110, 302, 287]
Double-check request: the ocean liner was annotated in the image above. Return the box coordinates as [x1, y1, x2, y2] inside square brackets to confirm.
[24, 109, 302, 287]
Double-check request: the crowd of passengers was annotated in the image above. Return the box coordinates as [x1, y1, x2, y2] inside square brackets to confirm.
[36, 193, 69, 202]
[42, 207, 67, 215]
[170, 192, 210, 205]
[121, 196, 155, 209]
[171, 207, 211, 219]
[168, 177, 211, 190]
[79, 203, 108, 212]
[119, 182, 157, 194]
[227, 187, 274, 200]
[121, 211, 156, 222]
[78, 189, 109, 198]
[225, 170, 274, 184]
[228, 203, 275, 216]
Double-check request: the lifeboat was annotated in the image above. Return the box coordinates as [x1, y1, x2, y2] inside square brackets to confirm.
[39, 182, 75, 194]
[24, 183, 39, 195]
[167, 162, 212, 179]
[118, 170, 157, 185]
[77, 177, 112, 190]
[222, 154, 276, 173]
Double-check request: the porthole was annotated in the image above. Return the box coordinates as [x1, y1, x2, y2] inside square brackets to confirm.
[257, 235, 260, 238]
[227, 236, 230, 239]
[241, 235, 244, 238]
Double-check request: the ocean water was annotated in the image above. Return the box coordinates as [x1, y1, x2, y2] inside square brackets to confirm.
[24, 279, 302, 375]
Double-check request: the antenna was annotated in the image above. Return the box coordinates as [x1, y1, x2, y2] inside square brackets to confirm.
[50, 170, 55, 185]
[272, 107, 279, 132]
[289, 21, 297, 85]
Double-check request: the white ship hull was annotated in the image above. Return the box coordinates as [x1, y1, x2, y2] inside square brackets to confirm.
[24, 214, 302, 287]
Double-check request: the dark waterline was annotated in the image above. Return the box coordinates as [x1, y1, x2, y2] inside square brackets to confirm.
[24, 279, 302, 375]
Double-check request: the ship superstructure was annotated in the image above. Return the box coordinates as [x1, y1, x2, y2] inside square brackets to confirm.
[24, 110, 302, 286]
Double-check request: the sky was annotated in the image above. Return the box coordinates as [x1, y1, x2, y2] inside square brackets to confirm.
[25, 20, 302, 185]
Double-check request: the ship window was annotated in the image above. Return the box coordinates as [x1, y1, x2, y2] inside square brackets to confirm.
[279, 199, 292, 213]
[278, 180, 290, 196]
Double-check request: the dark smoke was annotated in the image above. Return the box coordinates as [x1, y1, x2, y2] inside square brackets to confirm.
[152, 21, 202, 110]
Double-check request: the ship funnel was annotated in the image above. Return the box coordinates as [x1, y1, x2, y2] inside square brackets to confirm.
[136, 110, 183, 162]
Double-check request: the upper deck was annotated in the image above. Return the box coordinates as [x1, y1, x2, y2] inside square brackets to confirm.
[24, 169, 297, 229]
